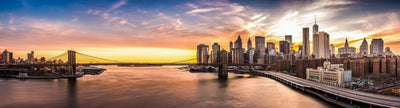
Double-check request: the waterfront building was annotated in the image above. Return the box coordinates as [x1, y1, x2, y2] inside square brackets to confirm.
[197, 44, 209, 64]
[246, 48, 255, 64]
[9, 52, 14, 63]
[212, 43, 220, 64]
[306, 61, 351, 87]
[313, 31, 330, 58]
[370, 38, 384, 56]
[302, 27, 310, 58]
[27, 51, 34, 64]
[360, 38, 368, 56]
[232, 48, 244, 64]
[40, 57, 46, 63]
[279, 40, 290, 54]
[2, 49, 9, 63]
[338, 38, 356, 57]
[255, 36, 265, 64]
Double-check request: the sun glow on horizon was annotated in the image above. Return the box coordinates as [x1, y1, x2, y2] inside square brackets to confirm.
[12, 47, 196, 63]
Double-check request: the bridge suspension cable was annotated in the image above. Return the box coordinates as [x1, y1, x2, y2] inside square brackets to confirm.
[48, 52, 68, 60]
[75, 52, 121, 63]
[170, 58, 196, 63]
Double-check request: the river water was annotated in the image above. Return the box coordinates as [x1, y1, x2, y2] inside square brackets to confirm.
[0, 66, 337, 108]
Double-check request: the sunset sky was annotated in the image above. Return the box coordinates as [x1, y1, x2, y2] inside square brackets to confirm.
[1, 0, 400, 62]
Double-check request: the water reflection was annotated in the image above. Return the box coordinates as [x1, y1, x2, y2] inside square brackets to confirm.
[67, 78, 77, 108]
[0, 66, 336, 108]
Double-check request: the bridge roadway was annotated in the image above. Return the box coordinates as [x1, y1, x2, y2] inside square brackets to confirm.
[5, 63, 274, 66]
[252, 70, 400, 107]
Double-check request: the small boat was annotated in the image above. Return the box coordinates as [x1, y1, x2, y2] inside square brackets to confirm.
[79, 67, 106, 75]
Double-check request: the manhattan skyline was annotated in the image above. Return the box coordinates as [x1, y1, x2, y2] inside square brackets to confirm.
[1, 0, 400, 62]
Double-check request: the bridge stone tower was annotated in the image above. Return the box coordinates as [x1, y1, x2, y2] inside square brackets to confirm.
[218, 49, 228, 78]
[68, 50, 76, 76]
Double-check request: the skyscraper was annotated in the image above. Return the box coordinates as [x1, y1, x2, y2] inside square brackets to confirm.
[255, 36, 265, 64]
[302, 27, 310, 57]
[315, 32, 330, 58]
[229, 41, 233, 51]
[247, 37, 252, 50]
[285, 35, 293, 53]
[233, 35, 244, 64]
[285, 35, 292, 43]
[212, 43, 220, 64]
[360, 37, 368, 56]
[197, 44, 209, 64]
[279, 41, 290, 54]
[234, 35, 243, 48]
[338, 38, 356, 57]
[370, 38, 384, 55]
[329, 44, 335, 57]
[312, 33, 319, 58]
[246, 48, 255, 64]
[27, 51, 34, 64]
[229, 41, 233, 63]
[267, 42, 275, 54]
[2, 49, 9, 63]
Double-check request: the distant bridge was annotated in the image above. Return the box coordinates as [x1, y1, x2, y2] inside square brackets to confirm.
[3, 50, 274, 77]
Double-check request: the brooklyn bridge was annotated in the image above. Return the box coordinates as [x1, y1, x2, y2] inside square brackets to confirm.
[3, 50, 274, 78]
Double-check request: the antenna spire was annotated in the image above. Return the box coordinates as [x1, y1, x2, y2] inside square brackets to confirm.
[314, 14, 316, 24]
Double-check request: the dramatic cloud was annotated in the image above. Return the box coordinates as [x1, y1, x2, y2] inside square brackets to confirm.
[106, 0, 127, 12]
[1, 0, 400, 60]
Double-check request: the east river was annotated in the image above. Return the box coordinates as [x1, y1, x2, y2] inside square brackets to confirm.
[0, 66, 338, 108]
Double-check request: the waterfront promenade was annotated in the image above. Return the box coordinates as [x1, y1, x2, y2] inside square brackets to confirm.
[249, 70, 400, 107]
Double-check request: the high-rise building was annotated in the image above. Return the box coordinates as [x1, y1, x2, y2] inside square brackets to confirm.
[27, 51, 34, 64]
[302, 28, 310, 57]
[279, 41, 290, 54]
[338, 38, 356, 57]
[314, 32, 330, 58]
[285, 35, 293, 53]
[370, 38, 384, 55]
[197, 44, 209, 64]
[246, 48, 255, 64]
[2, 49, 9, 63]
[329, 44, 335, 57]
[385, 47, 393, 56]
[267, 42, 275, 54]
[229, 41, 233, 51]
[255, 36, 265, 64]
[233, 35, 245, 64]
[360, 37, 368, 56]
[9, 52, 13, 63]
[298, 45, 303, 55]
[313, 15, 319, 35]
[229, 41, 233, 63]
[234, 35, 243, 49]
[285, 35, 292, 43]
[212, 43, 220, 64]
[247, 37, 252, 50]
[313, 33, 319, 58]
